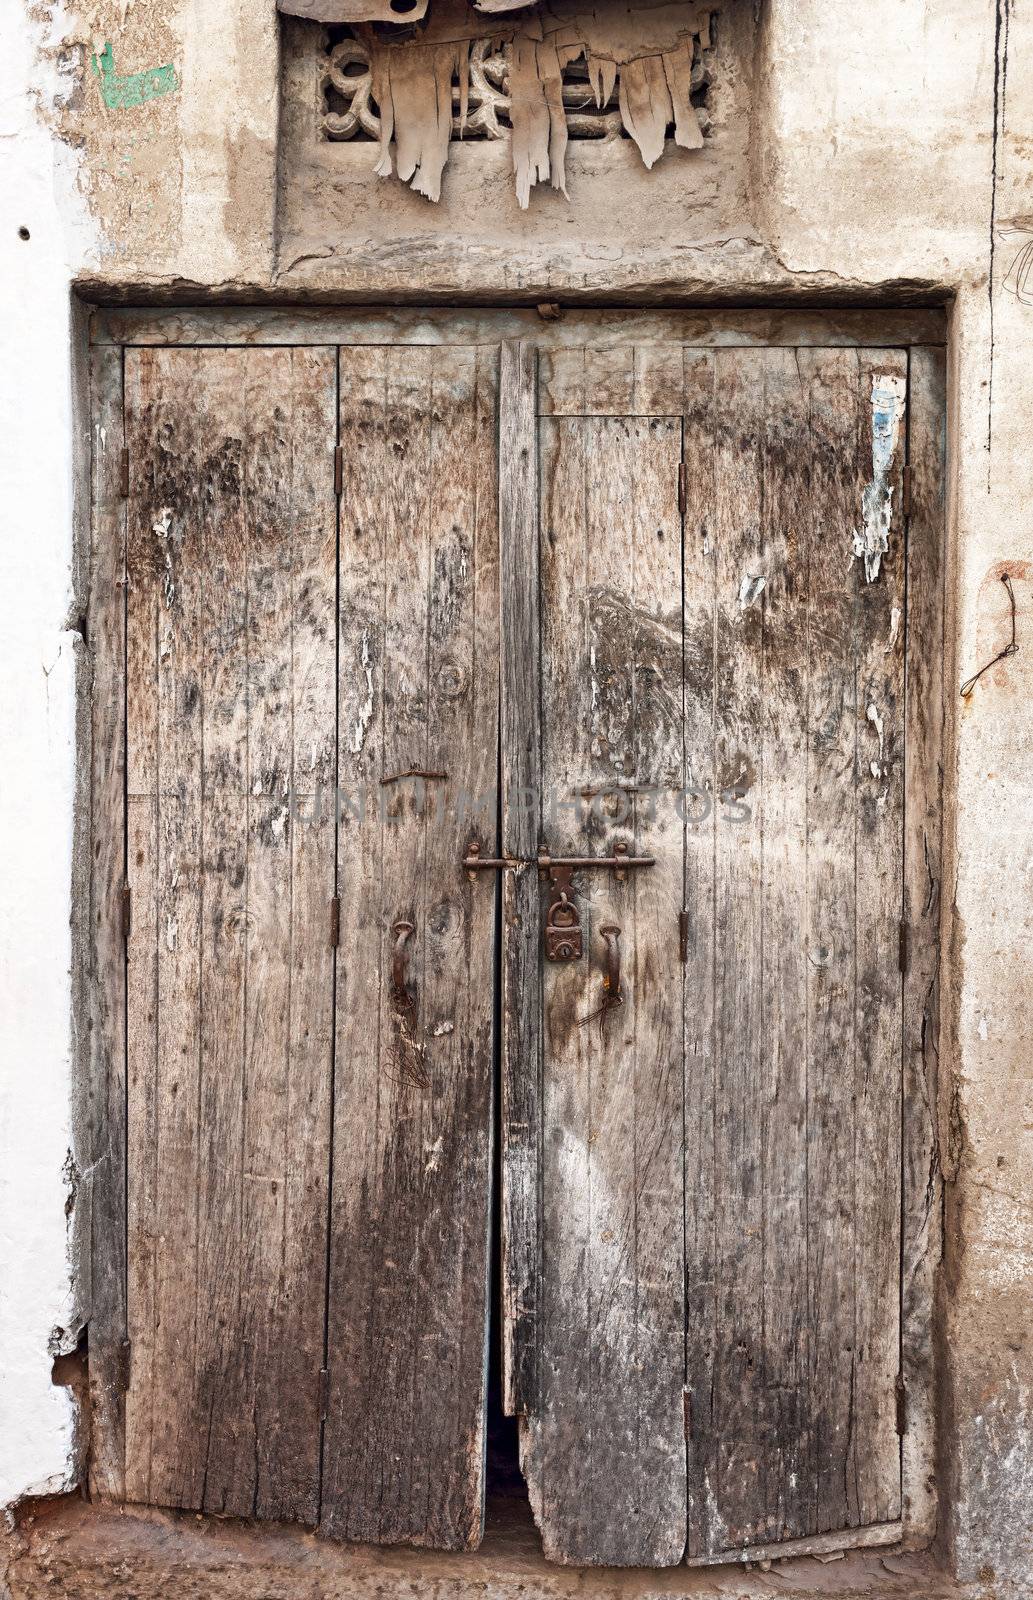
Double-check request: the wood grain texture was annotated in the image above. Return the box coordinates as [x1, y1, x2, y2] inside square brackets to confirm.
[851, 349, 907, 1531]
[682, 347, 908, 1556]
[499, 342, 543, 1420]
[521, 406, 687, 1567]
[755, 348, 812, 1544]
[680, 347, 718, 1560]
[93, 320, 938, 1564]
[123, 348, 337, 1521]
[92, 307, 947, 354]
[322, 345, 498, 1550]
[805, 349, 862, 1539]
[710, 348, 769, 1550]
[900, 347, 946, 1542]
[84, 345, 128, 1500]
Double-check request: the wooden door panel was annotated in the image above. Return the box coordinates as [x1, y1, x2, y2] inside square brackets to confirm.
[519, 411, 688, 1567]
[501, 338, 909, 1568]
[321, 346, 499, 1549]
[682, 347, 907, 1557]
[124, 347, 337, 1521]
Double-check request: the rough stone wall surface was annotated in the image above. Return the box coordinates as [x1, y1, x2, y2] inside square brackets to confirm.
[0, 0, 1031, 1588]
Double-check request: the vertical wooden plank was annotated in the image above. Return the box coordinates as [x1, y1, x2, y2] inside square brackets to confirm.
[335, 343, 436, 1544]
[681, 347, 718, 1562]
[407, 344, 498, 1537]
[900, 346, 945, 1543]
[708, 348, 768, 1549]
[322, 345, 390, 1536]
[621, 416, 688, 1564]
[521, 415, 593, 1558]
[685, 344, 908, 1560]
[127, 346, 207, 1511]
[323, 345, 498, 1550]
[123, 361, 159, 1506]
[84, 344, 128, 1499]
[756, 348, 813, 1544]
[252, 347, 337, 1521]
[852, 349, 907, 1528]
[190, 354, 249, 1517]
[124, 348, 336, 1519]
[232, 348, 336, 1522]
[499, 341, 542, 1419]
[522, 400, 686, 1567]
[803, 347, 863, 1536]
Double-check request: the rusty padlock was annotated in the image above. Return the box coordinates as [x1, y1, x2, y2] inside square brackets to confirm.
[544, 890, 583, 962]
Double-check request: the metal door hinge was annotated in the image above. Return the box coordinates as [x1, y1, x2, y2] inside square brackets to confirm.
[329, 895, 341, 948]
[334, 445, 343, 497]
[902, 464, 913, 519]
[679, 909, 689, 964]
[319, 1366, 330, 1420]
[899, 918, 910, 975]
[678, 461, 687, 517]
[119, 1338, 132, 1393]
[683, 1388, 693, 1440]
[121, 883, 132, 941]
[119, 447, 129, 498]
[895, 1372, 907, 1435]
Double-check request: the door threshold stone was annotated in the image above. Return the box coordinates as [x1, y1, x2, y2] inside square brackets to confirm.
[2, 1496, 992, 1600]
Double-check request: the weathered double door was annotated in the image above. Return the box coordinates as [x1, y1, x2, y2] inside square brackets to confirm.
[102, 319, 941, 1567]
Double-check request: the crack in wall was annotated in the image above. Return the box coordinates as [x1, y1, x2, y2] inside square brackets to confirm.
[987, 0, 1011, 484]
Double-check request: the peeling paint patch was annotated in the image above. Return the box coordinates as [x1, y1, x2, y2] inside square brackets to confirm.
[349, 629, 375, 755]
[854, 374, 905, 583]
[866, 700, 885, 760]
[153, 508, 178, 608]
[91, 42, 179, 110]
[738, 573, 766, 611]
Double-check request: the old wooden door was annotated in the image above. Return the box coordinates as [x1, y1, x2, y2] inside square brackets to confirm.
[94, 314, 939, 1565]
[499, 339, 934, 1567]
[119, 343, 497, 1544]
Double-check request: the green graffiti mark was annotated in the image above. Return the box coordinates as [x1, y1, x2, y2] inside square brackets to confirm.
[91, 42, 179, 110]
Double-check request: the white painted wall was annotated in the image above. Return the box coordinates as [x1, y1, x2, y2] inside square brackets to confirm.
[0, 2, 88, 1509]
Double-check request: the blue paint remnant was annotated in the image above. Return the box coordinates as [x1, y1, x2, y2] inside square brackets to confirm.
[854, 373, 905, 583]
[92, 42, 179, 110]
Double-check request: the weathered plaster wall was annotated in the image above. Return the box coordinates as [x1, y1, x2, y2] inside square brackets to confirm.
[0, 4, 91, 1510]
[1, 0, 1032, 1587]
